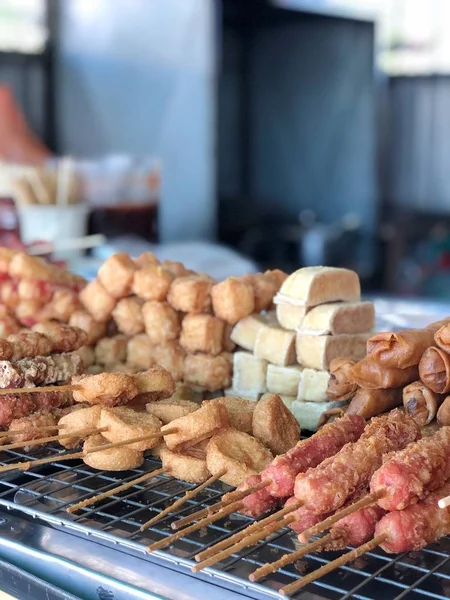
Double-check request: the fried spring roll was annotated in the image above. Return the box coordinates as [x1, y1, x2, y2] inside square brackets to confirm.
[419, 346, 450, 394]
[346, 387, 403, 419]
[437, 395, 450, 425]
[351, 357, 418, 390]
[327, 358, 357, 401]
[403, 380, 445, 427]
[434, 323, 450, 353]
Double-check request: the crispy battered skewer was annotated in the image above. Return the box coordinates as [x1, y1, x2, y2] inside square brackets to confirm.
[249, 534, 333, 582]
[140, 469, 227, 531]
[0, 424, 66, 438]
[0, 426, 107, 451]
[67, 467, 166, 513]
[280, 534, 387, 596]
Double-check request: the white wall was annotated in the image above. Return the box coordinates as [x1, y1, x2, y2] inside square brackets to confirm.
[56, 0, 216, 241]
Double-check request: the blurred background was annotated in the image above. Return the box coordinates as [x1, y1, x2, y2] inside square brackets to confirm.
[2, 0, 450, 296]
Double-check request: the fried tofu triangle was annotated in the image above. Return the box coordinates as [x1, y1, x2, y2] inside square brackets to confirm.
[252, 393, 300, 455]
[83, 434, 143, 471]
[162, 401, 229, 452]
[206, 429, 273, 487]
[132, 367, 175, 404]
[204, 396, 254, 434]
[146, 398, 198, 424]
[72, 373, 140, 407]
[100, 407, 162, 450]
[160, 447, 210, 483]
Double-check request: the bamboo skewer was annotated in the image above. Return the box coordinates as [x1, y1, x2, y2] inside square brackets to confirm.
[438, 495, 450, 509]
[280, 534, 387, 596]
[194, 500, 303, 563]
[140, 469, 227, 532]
[0, 426, 107, 451]
[249, 533, 333, 582]
[0, 424, 66, 438]
[67, 467, 166, 513]
[0, 384, 77, 396]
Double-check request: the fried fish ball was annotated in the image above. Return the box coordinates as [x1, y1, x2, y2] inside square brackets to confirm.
[167, 275, 213, 314]
[160, 260, 189, 278]
[112, 297, 144, 336]
[132, 366, 175, 404]
[179, 314, 224, 356]
[183, 352, 232, 392]
[126, 334, 154, 370]
[94, 335, 128, 366]
[72, 372, 139, 407]
[151, 341, 185, 382]
[80, 279, 116, 323]
[58, 405, 103, 448]
[77, 345, 96, 367]
[205, 396, 254, 434]
[134, 252, 159, 268]
[98, 253, 136, 299]
[222, 323, 236, 352]
[145, 398, 198, 424]
[243, 273, 278, 313]
[69, 310, 107, 345]
[100, 406, 162, 450]
[252, 393, 300, 455]
[142, 301, 181, 344]
[162, 401, 229, 452]
[160, 446, 210, 483]
[211, 278, 255, 325]
[132, 266, 174, 302]
[83, 434, 144, 471]
[206, 429, 273, 487]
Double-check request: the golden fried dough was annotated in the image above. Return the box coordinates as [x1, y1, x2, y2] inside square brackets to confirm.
[160, 260, 189, 278]
[160, 447, 210, 483]
[95, 335, 128, 366]
[80, 279, 116, 322]
[243, 273, 278, 312]
[132, 266, 173, 301]
[98, 253, 136, 298]
[127, 334, 154, 370]
[211, 277, 255, 325]
[167, 275, 213, 313]
[206, 429, 273, 487]
[112, 297, 144, 336]
[142, 301, 181, 344]
[58, 405, 103, 448]
[146, 398, 198, 424]
[151, 341, 185, 382]
[132, 367, 175, 403]
[252, 393, 300, 455]
[183, 352, 232, 392]
[77, 345, 96, 367]
[100, 406, 162, 450]
[69, 310, 107, 345]
[162, 401, 229, 452]
[107, 363, 137, 374]
[72, 372, 139, 406]
[205, 396, 254, 434]
[265, 269, 288, 288]
[83, 434, 143, 471]
[134, 252, 159, 268]
[222, 323, 236, 352]
[179, 314, 224, 356]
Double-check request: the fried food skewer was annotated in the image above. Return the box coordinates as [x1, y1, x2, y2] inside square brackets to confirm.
[0, 423, 65, 438]
[0, 426, 107, 451]
[0, 384, 75, 396]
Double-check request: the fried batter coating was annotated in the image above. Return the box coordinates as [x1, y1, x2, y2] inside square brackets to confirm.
[100, 406, 162, 450]
[112, 297, 144, 336]
[160, 446, 210, 483]
[142, 301, 181, 344]
[69, 310, 107, 345]
[9, 413, 57, 445]
[80, 279, 116, 322]
[183, 352, 232, 392]
[206, 429, 273, 487]
[132, 366, 175, 404]
[151, 341, 185, 382]
[58, 405, 103, 448]
[41, 289, 81, 322]
[160, 260, 189, 278]
[94, 335, 128, 366]
[76, 345, 96, 368]
[98, 253, 136, 299]
[6, 332, 52, 360]
[0, 306, 20, 337]
[134, 252, 159, 268]
[264, 269, 288, 288]
[83, 434, 143, 471]
[17, 279, 52, 302]
[0, 281, 19, 309]
[222, 323, 236, 352]
[72, 372, 139, 407]
[127, 334, 153, 370]
[16, 299, 44, 327]
[243, 273, 278, 312]
[32, 322, 88, 353]
[162, 401, 229, 452]
[252, 393, 300, 455]
[132, 266, 174, 301]
[167, 275, 213, 314]
[180, 314, 224, 356]
[145, 398, 198, 424]
[205, 396, 254, 434]
[211, 278, 255, 325]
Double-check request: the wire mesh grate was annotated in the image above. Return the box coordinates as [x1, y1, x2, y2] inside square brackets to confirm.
[0, 444, 449, 600]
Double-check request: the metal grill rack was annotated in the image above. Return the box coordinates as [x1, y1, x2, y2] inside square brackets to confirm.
[0, 445, 449, 600]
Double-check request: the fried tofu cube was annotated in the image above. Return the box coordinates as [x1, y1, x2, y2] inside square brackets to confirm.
[184, 353, 232, 392]
[95, 335, 128, 366]
[222, 323, 236, 352]
[161, 260, 189, 277]
[41, 288, 81, 322]
[112, 297, 144, 336]
[254, 324, 296, 366]
[230, 312, 277, 352]
[127, 334, 154, 370]
[80, 279, 116, 322]
[132, 266, 173, 301]
[151, 341, 185, 381]
[265, 269, 288, 288]
[69, 310, 107, 345]
[179, 314, 224, 355]
[134, 252, 159, 268]
[232, 351, 268, 395]
[142, 301, 181, 343]
[211, 277, 255, 325]
[266, 364, 303, 396]
[0, 280, 19, 309]
[98, 253, 136, 299]
[167, 275, 213, 314]
[243, 273, 278, 312]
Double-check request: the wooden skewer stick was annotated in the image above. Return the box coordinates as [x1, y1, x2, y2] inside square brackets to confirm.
[0, 384, 77, 396]
[0, 424, 66, 438]
[194, 500, 303, 563]
[300, 491, 384, 542]
[140, 469, 227, 532]
[438, 495, 450, 509]
[249, 533, 333, 583]
[171, 478, 270, 530]
[67, 467, 166, 513]
[280, 534, 387, 596]
[192, 511, 298, 573]
[0, 426, 107, 452]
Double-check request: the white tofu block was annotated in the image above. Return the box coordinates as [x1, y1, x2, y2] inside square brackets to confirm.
[266, 364, 303, 396]
[276, 302, 307, 331]
[290, 399, 349, 432]
[225, 387, 261, 401]
[232, 351, 268, 394]
[298, 368, 330, 402]
[296, 332, 370, 371]
[260, 392, 295, 411]
[254, 325, 296, 366]
[230, 312, 276, 352]
[299, 301, 374, 335]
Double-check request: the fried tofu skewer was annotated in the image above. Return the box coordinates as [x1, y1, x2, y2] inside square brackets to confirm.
[0, 426, 107, 452]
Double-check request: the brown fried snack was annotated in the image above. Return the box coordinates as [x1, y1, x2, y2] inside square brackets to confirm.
[222, 323, 236, 352]
[145, 397, 198, 424]
[264, 269, 288, 288]
[72, 372, 140, 407]
[112, 297, 144, 336]
[77, 345, 96, 367]
[211, 277, 255, 325]
[134, 252, 159, 268]
[126, 334, 154, 370]
[94, 335, 128, 366]
[160, 446, 210, 483]
[167, 275, 214, 314]
[243, 273, 278, 312]
[69, 310, 107, 345]
[41, 289, 81, 322]
[183, 352, 232, 392]
[58, 405, 103, 448]
[98, 253, 137, 299]
[32, 322, 88, 353]
[206, 429, 273, 487]
[204, 396, 254, 434]
[0, 332, 51, 361]
[79, 279, 116, 322]
[132, 266, 174, 302]
[252, 393, 300, 455]
[151, 341, 185, 382]
[132, 366, 175, 404]
[160, 260, 189, 278]
[179, 314, 224, 356]
[142, 301, 181, 344]
[83, 434, 143, 471]
[100, 406, 162, 450]
[9, 413, 57, 446]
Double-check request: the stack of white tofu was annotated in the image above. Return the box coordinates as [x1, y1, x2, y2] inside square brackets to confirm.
[228, 267, 375, 430]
